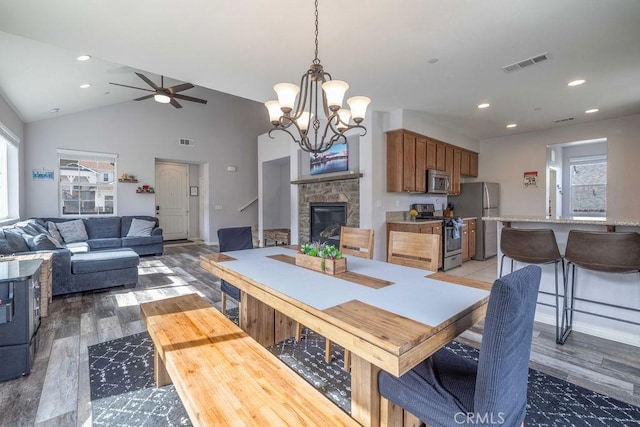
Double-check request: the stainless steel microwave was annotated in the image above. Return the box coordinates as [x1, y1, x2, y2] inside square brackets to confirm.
[426, 170, 450, 194]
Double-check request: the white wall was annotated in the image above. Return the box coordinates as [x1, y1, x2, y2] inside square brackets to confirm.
[479, 114, 640, 219]
[23, 87, 269, 243]
[0, 93, 24, 219]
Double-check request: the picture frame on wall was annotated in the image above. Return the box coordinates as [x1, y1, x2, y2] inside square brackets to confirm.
[190, 186, 199, 196]
[310, 142, 348, 175]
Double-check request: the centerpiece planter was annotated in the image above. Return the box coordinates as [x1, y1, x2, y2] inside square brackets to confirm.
[295, 253, 347, 275]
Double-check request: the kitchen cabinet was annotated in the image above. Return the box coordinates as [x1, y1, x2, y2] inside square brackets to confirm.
[386, 130, 428, 192]
[462, 218, 476, 261]
[386, 221, 443, 269]
[386, 129, 478, 193]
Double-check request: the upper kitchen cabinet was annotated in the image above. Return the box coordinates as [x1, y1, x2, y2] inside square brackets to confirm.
[386, 129, 478, 193]
[461, 150, 479, 178]
[387, 129, 427, 192]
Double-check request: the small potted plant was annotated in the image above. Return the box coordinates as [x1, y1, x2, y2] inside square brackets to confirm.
[296, 241, 346, 275]
[409, 209, 419, 221]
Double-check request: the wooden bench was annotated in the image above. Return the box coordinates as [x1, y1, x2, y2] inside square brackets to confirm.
[140, 293, 358, 427]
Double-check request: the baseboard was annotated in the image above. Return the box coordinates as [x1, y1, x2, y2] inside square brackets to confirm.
[535, 312, 640, 347]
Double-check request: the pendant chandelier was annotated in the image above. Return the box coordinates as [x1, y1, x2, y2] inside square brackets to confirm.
[265, 0, 371, 156]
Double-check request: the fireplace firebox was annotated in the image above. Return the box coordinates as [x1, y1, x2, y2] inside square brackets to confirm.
[309, 203, 347, 246]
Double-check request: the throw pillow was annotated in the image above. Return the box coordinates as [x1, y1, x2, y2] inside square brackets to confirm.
[3, 229, 30, 253]
[56, 219, 89, 243]
[47, 221, 64, 242]
[127, 218, 156, 237]
[25, 233, 63, 251]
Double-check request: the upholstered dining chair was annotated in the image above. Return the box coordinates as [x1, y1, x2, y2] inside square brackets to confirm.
[217, 227, 253, 316]
[296, 226, 376, 371]
[378, 265, 541, 427]
[387, 230, 440, 272]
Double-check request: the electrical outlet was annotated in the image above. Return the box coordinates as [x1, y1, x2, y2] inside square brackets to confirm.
[376, 200, 382, 208]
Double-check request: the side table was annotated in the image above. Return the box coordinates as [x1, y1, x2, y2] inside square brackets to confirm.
[263, 229, 291, 246]
[8, 253, 53, 317]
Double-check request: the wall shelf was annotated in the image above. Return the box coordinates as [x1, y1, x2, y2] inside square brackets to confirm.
[118, 179, 139, 183]
[136, 189, 155, 194]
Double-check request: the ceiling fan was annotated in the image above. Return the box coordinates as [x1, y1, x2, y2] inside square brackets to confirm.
[109, 72, 207, 108]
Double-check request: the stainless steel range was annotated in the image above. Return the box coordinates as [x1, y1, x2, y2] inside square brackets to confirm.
[411, 203, 463, 271]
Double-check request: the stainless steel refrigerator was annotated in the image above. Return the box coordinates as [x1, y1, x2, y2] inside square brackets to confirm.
[448, 182, 500, 260]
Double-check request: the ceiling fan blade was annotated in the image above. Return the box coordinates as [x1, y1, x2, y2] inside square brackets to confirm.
[170, 83, 195, 93]
[170, 98, 183, 108]
[173, 93, 208, 104]
[135, 72, 160, 90]
[134, 94, 155, 101]
[109, 82, 155, 92]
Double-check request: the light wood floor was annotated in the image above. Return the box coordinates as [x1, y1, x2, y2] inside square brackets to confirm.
[0, 244, 638, 426]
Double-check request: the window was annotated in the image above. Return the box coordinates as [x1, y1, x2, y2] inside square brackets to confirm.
[569, 155, 606, 216]
[58, 149, 118, 216]
[0, 123, 19, 222]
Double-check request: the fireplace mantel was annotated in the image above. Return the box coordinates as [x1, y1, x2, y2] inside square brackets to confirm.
[291, 172, 363, 185]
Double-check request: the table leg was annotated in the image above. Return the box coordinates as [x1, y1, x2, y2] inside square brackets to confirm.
[350, 353, 380, 427]
[154, 347, 172, 387]
[241, 292, 276, 347]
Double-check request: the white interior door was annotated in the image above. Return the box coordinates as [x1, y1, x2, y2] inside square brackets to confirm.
[155, 162, 188, 240]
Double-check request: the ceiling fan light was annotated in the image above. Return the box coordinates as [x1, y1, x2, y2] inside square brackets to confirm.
[347, 96, 370, 123]
[274, 83, 300, 113]
[322, 80, 349, 110]
[154, 94, 171, 104]
[265, 100, 282, 125]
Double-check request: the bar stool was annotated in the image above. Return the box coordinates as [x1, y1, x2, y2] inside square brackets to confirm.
[559, 230, 640, 344]
[500, 228, 565, 343]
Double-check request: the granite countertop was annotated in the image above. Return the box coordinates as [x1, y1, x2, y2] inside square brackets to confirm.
[483, 215, 640, 227]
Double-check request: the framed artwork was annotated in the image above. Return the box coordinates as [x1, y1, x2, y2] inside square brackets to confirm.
[310, 143, 348, 175]
[190, 186, 199, 196]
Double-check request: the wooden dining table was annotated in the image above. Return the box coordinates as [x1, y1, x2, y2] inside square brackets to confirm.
[200, 246, 491, 426]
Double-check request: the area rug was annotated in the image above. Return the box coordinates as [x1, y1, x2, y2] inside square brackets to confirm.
[88, 322, 640, 426]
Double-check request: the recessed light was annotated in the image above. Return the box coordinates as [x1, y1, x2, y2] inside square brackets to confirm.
[80, 83, 91, 89]
[49, 108, 60, 114]
[77, 55, 91, 61]
[477, 103, 490, 109]
[568, 79, 586, 87]
[506, 123, 517, 128]
[585, 108, 599, 114]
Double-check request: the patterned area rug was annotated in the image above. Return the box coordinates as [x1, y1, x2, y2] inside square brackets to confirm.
[88, 312, 640, 426]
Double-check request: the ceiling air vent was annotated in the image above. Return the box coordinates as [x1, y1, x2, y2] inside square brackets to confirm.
[502, 52, 549, 72]
[553, 117, 575, 123]
[179, 138, 195, 147]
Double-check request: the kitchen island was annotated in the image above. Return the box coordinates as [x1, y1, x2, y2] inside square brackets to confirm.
[484, 215, 640, 347]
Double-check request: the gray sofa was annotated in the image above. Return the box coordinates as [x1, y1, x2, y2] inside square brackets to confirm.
[0, 216, 164, 296]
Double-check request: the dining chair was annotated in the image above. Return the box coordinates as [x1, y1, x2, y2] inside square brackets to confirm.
[217, 227, 253, 316]
[296, 226, 376, 371]
[387, 230, 440, 272]
[378, 265, 542, 427]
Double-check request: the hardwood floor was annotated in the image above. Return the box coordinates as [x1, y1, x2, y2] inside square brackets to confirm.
[0, 244, 637, 426]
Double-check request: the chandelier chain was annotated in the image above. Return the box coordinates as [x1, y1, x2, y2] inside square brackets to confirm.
[313, 0, 320, 65]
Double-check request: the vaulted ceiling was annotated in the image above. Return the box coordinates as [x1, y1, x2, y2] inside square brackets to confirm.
[1, 0, 639, 140]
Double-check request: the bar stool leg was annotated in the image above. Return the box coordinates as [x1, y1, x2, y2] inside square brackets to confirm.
[553, 260, 566, 344]
[559, 263, 576, 344]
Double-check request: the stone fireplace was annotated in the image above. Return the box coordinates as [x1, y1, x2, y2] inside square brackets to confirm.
[294, 173, 361, 244]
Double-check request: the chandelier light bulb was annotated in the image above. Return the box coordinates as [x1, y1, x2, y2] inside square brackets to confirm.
[296, 112, 313, 132]
[265, 100, 282, 124]
[154, 94, 171, 104]
[322, 80, 349, 110]
[274, 83, 300, 113]
[337, 108, 351, 130]
[347, 96, 371, 123]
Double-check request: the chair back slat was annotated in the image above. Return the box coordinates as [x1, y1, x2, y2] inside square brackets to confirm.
[339, 227, 375, 259]
[387, 231, 440, 272]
